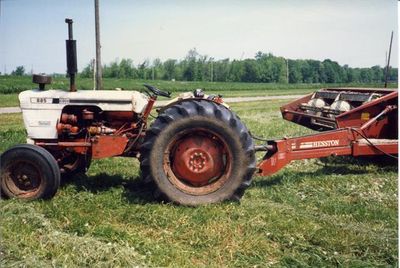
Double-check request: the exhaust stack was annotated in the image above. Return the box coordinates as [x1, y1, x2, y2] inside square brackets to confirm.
[65, 18, 77, 92]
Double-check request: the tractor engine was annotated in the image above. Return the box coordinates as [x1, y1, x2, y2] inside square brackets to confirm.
[53, 107, 144, 169]
[56, 109, 136, 139]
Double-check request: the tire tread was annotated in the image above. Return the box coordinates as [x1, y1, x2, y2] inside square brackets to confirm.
[140, 100, 256, 205]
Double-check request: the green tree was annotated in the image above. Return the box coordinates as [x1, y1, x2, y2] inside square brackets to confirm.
[360, 69, 372, 82]
[228, 60, 244, 82]
[197, 55, 209, 81]
[151, 58, 163, 80]
[255, 52, 275, 82]
[80, 63, 93, 78]
[119, 59, 135, 78]
[308, 60, 323, 83]
[388, 67, 398, 82]
[11, 66, 25, 76]
[110, 60, 120, 78]
[323, 59, 341, 83]
[241, 59, 260, 82]
[137, 60, 149, 79]
[271, 57, 286, 83]
[213, 58, 230, 82]
[163, 59, 176, 80]
[182, 49, 199, 81]
[288, 60, 302, 83]
[371, 65, 383, 82]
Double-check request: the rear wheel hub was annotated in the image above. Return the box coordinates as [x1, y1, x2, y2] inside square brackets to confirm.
[172, 135, 224, 186]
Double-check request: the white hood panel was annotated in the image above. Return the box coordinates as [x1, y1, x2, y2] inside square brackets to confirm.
[18, 89, 149, 139]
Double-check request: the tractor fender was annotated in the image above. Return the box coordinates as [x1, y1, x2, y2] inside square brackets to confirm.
[157, 92, 230, 114]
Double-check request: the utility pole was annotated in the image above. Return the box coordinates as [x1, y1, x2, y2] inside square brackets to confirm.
[92, 58, 96, 90]
[285, 58, 289, 83]
[385, 51, 387, 67]
[384, 31, 393, 88]
[209, 57, 214, 82]
[94, 0, 103, 90]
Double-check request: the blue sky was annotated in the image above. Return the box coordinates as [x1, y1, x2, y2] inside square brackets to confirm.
[0, 0, 398, 74]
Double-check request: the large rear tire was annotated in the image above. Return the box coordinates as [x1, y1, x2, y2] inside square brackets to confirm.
[0, 144, 61, 200]
[140, 100, 256, 205]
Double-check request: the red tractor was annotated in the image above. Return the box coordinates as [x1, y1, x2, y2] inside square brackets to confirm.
[1, 79, 255, 205]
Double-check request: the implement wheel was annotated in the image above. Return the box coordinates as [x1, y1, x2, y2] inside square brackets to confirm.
[0, 144, 60, 200]
[140, 100, 256, 205]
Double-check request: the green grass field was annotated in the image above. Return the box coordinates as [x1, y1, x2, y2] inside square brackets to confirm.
[0, 76, 397, 107]
[0, 99, 397, 267]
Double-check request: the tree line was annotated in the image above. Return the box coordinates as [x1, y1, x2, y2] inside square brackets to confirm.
[83, 50, 397, 83]
[10, 49, 398, 84]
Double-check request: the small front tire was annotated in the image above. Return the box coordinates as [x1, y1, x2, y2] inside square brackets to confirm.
[1, 144, 61, 200]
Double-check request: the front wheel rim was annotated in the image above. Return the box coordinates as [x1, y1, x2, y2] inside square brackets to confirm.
[2, 160, 43, 198]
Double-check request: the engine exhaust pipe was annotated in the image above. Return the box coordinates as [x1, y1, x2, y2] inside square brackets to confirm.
[65, 18, 77, 92]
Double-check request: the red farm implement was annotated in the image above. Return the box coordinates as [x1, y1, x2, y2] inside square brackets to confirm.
[258, 88, 398, 176]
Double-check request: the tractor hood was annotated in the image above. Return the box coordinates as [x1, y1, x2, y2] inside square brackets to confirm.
[18, 89, 149, 140]
[19, 89, 149, 113]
